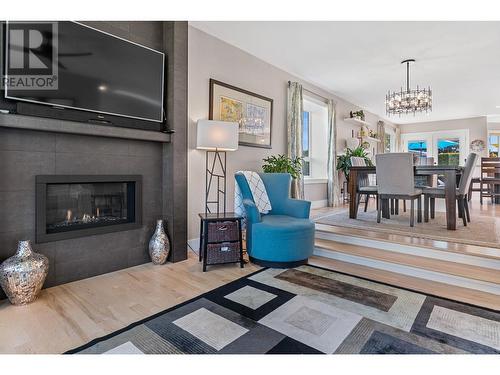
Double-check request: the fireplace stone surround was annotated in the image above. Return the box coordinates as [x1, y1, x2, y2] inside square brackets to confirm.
[0, 21, 188, 300]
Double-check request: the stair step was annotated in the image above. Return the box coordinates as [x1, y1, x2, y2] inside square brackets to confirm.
[315, 223, 500, 261]
[315, 238, 500, 285]
[307, 255, 500, 311]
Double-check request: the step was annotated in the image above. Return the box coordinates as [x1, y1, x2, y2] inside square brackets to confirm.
[307, 256, 500, 311]
[315, 238, 500, 284]
[313, 242, 500, 296]
[315, 223, 500, 260]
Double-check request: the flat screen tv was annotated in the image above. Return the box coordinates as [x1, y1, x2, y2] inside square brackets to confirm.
[4, 21, 165, 123]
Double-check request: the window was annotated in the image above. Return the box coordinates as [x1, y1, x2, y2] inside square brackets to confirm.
[489, 133, 500, 157]
[408, 140, 428, 157]
[402, 129, 468, 166]
[302, 96, 328, 182]
[302, 111, 311, 176]
[437, 138, 460, 166]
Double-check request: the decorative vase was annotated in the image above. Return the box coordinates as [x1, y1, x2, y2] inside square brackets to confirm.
[149, 219, 170, 265]
[0, 240, 49, 305]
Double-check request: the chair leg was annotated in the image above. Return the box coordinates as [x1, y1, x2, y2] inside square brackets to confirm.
[377, 196, 381, 223]
[457, 197, 467, 226]
[364, 194, 369, 212]
[390, 199, 394, 215]
[464, 196, 471, 223]
[417, 196, 422, 223]
[480, 182, 483, 205]
[410, 199, 415, 227]
[430, 198, 435, 219]
[376, 195, 379, 210]
[424, 195, 429, 222]
[395, 199, 399, 215]
[403, 200, 406, 212]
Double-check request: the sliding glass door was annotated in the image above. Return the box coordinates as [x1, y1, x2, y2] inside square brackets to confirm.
[401, 130, 469, 166]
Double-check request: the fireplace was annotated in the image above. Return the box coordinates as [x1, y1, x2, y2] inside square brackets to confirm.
[36, 175, 142, 243]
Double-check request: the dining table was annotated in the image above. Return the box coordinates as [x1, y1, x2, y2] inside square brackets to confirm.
[348, 165, 464, 230]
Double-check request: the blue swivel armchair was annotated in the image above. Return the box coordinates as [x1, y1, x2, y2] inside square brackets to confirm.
[235, 172, 315, 267]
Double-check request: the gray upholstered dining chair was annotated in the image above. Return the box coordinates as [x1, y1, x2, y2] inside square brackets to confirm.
[376, 153, 422, 227]
[350, 156, 377, 213]
[422, 152, 479, 226]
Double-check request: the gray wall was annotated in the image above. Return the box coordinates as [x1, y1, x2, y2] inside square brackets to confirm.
[0, 129, 163, 287]
[187, 26, 393, 240]
[0, 21, 188, 299]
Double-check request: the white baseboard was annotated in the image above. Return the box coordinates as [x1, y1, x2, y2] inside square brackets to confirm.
[187, 238, 200, 254]
[311, 199, 328, 209]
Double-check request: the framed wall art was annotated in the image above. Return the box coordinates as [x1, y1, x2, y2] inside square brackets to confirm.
[209, 79, 273, 149]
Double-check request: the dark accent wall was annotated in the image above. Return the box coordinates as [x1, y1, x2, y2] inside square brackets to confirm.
[0, 21, 188, 299]
[162, 22, 188, 263]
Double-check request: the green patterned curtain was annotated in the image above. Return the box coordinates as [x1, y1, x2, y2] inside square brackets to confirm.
[395, 125, 402, 151]
[327, 100, 341, 207]
[287, 82, 304, 199]
[377, 120, 386, 154]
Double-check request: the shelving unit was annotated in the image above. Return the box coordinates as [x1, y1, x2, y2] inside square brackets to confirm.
[359, 136, 381, 143]
[343, 117, 371, 127]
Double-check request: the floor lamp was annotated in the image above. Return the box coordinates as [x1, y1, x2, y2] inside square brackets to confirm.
[196, 119, 239, 215]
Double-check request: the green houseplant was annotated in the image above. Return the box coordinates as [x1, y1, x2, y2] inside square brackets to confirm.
[336, 147, 372, 182]
[262, 154, 303, 179]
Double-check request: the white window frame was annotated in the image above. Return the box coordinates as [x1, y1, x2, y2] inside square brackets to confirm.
[303, 95, 329, 184]
[488, 131, 500, 157]
[384, 126, 396, 153]
[302, 110, 312, 178]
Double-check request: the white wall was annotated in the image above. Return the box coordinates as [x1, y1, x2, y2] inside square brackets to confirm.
[400, 116, 488, 157]
[188, 26, 391, 239]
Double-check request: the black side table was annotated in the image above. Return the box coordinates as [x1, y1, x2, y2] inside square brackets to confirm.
[198, 213, 244, 272]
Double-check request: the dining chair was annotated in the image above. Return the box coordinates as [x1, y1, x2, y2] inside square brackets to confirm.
[422, 153, 479, 226]
[350, 156, 378, 213]
[479, 157, 500, 205]
[376, 153, 422, 227]
[394, 156, 435, 215]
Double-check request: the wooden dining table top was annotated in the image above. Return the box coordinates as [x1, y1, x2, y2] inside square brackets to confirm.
[349, 165, 464, 174]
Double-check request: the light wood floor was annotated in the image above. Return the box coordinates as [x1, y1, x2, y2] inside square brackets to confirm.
[312, 196, 500, 258]
[0, 251, 260, 354]
[1, 197, 498, 354]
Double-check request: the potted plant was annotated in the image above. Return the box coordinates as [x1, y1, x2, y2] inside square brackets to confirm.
[336, 147, 372, 182]
[350, 110, 365, 121]
[262, 154, 303, 197]
[262, 154, 303, 179]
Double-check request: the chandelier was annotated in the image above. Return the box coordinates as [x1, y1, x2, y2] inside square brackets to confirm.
[385, 59, 432, 116]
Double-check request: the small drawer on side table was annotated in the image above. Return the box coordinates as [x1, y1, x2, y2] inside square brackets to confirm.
[206, 242, 241, 265]
[207, 221, 239, 242]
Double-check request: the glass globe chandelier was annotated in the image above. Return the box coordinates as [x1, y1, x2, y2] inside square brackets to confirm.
[385, 59, 432, 116]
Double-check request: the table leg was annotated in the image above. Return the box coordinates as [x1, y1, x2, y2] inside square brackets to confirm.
[445, 170, 457, 230]
[349, 170, 358, 219]
[382, 199, 390, 219]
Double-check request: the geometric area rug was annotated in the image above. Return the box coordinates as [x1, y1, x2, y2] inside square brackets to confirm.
[67, 265, 500, 354]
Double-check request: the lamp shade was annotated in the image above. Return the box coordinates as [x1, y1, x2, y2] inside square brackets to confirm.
[196, 119, 239, 151]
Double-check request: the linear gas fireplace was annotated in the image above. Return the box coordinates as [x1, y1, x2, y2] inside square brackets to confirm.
[36, 175, 142, 243]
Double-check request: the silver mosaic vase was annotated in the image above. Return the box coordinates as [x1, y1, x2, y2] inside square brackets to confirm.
[0, 240, 49, 305]
[149, 219, 170, 265]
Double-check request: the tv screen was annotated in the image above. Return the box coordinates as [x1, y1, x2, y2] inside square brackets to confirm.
[4, 21, 165, 123]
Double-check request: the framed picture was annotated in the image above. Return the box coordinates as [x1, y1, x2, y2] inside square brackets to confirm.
[209, 79, 273, 149]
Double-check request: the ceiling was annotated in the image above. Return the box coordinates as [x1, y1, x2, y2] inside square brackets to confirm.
[190, 21, 500, 125]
